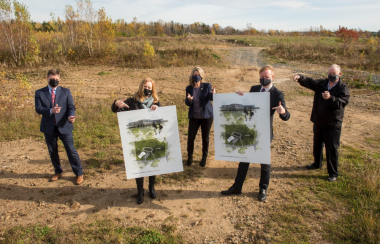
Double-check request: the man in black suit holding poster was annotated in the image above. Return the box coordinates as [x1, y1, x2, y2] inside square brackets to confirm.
[221, 65, 291, 201]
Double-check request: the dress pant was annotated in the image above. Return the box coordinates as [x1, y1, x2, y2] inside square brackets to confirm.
[135, 176, 156, 188]
[232, 163, 271, 191]
[187, 117, 213, 158]
[44, 126, 83, 176]
[313, 124, 341, 177]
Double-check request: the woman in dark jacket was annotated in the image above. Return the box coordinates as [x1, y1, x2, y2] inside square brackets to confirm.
[185, 67, 216, 167]
[111, 77, 160, 204]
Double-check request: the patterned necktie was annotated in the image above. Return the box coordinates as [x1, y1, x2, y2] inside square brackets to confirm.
[261, 88, 266, 92]
[51, 88, 55, 106]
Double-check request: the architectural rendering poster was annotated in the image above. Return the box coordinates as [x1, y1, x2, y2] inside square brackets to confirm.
[117, 106, 183, 179]
[213, 93, 271, 164]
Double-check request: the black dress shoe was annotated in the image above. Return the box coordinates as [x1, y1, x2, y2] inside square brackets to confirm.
[199, 157, 207, 167]
[149, 185, 156, 199]
[327, 176, 337, 182]
[186, 156, 193, 166]
[137, 190, 144, 204]
[306, 163, 322, 170]
[258, 189, 267, 201]
[221, 186, 241, 195]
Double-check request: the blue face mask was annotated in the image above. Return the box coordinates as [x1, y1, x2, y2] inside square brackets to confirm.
[192, 75, 202, 83]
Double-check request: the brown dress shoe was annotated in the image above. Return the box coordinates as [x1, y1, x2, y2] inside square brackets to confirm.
[50, 173, 63, 181]
[76, 175, 84, 185]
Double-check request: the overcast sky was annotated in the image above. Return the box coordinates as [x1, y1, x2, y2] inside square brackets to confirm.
[24, 0, 379, 31]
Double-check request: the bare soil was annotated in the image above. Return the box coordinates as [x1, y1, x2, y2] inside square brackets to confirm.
[1, 46, 379, 243]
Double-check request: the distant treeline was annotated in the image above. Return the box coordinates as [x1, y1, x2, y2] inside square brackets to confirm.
[0, 0, 379, 67]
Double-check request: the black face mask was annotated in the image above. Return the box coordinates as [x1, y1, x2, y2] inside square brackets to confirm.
[192, 75, 202, 83]
[144, 88, 152, 97]
[260, 78, 272, 87]
[328, 74, 339, 82]
[49, 79, 59, 87]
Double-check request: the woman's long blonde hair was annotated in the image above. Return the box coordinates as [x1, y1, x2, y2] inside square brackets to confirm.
[133, 78, 159, 103]
[188, 66, 205, 86]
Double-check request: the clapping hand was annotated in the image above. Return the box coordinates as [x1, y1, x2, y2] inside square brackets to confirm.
[115, 100, 129, 108]
[293, 75, 300, 82]
[272, 101, 286, 115]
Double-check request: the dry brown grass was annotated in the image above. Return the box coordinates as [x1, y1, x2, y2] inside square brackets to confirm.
[267, 41, 380, 71]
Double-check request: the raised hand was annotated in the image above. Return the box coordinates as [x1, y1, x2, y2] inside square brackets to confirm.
[52, 104, 62, 114]
[210, 86, 217, 94]
[272, 101, 286, 115]
[293, 75, 300, 82]
[115, 100, 129, 108]
[68, 116, 78, 123]
[187, 93, 193, 101]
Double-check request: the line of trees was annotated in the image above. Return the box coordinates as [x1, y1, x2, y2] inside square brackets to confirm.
[0, 0, 377, 67]
[0, 0, 114, 66]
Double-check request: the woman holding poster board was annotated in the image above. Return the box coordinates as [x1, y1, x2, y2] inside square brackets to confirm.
[185, 67, 216, 167]
[111, 78, 160, 204]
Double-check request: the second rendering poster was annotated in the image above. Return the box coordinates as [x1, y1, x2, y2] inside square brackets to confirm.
[213, 93, 271, 164]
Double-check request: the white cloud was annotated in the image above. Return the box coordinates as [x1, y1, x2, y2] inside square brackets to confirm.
[267, 1, 320, 10]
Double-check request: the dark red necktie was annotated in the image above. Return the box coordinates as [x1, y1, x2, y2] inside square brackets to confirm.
[261, 88, 266, 92]
[51, 88, 55, 106]
[51, 88, 57, 125]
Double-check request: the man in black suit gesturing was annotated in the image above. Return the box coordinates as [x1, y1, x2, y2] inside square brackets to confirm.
[35, 69, 84, 185]
[293, 64, 350, 182]
[221, 65, 290, 201]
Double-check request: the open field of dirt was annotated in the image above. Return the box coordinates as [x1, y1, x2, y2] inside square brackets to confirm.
[1, 46, 379, 243]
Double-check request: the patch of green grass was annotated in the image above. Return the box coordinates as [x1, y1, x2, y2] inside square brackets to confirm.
[264, 145, 380, 243]
[94, 151, 106, 158]
[0, 109, 42, 141]
[97, 71, 110, 76]
[2, 220, 183, 243]
[211, 52, 221, 60]
[161, 224, 177, 233]
[321, 146, 380, 244]
[85, 158, 101, 169]
[369, 83, 380, 91]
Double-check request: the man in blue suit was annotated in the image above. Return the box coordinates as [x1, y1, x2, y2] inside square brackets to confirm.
[35, 69, 84, 185]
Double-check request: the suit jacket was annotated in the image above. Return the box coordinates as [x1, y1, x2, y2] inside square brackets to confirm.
[297, 75, 350, 129]
[35, 86, 75, 135]
[250, 85, 290, 141]
[111, 97, 161, 113]
[185, 82, 213, 119]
